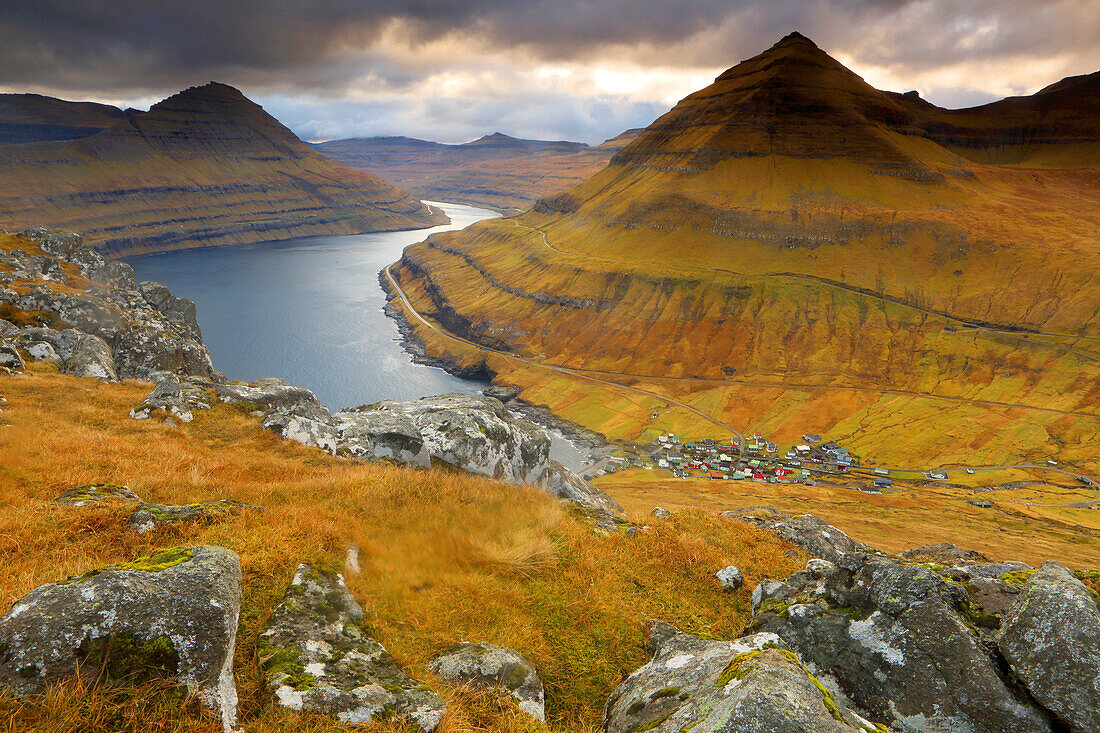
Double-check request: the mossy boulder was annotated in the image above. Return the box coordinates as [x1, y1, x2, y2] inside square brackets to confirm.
[604, 622, 874, 733]
[0, 545, 242, 733]
[55, 482, 141, 507]
[260, 563, 444, 731]
[997, 561, 1100, 733]
[429, 642, 545, 721]
[129, 499, 264, 534]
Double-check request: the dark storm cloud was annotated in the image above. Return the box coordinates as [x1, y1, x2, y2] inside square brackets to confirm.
[2, 0, 1095, 92]
[0, 1, 1095, 143]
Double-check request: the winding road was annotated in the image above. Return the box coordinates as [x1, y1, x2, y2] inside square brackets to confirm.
[383, 243, 1099, 501]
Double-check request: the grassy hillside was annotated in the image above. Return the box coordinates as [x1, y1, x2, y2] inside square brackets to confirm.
[0, 364, 800, 732]
[315, 131, 642, 213]
[0, 83, 446, 256]
[387, 33, 1100, 473]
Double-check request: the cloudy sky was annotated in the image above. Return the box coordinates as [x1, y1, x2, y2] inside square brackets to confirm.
[1, 0, 1096, 144]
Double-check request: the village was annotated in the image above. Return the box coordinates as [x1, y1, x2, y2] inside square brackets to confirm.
[590, 431, 904, 492]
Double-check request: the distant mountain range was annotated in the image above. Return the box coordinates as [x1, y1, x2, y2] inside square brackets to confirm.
[0, 83, 444, 256]
[388, 32, 1100, 470]
[313, 129, 642, 211]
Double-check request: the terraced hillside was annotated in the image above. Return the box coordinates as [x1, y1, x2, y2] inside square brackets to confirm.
[315, 129, 642, 212]
[387, 33, 1100, 470]
[0, 83, 445, 256]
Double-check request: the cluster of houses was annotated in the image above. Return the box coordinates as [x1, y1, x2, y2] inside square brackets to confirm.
[604, 432, 893, 488]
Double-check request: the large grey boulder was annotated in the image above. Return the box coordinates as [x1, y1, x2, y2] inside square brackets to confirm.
[332, 395, 621, 513]
[216, 379, 338, 452]
[335, 408, 430, 466]
[997, 562, 1100, 732]
[0, 546, 242, 733]
[261, 564, 445, 730]
[734, 513, 875, 563]
[15, 327, 116, 380]
[604, 624, 874, 733]
[430, 642, 545, 721]
[753, 554, 1051, 732]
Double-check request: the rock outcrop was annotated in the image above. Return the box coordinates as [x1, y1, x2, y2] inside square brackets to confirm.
[734, 513, 876, 563]
[0, 546, 242, 733]
[130, 371, 212, 422]
[332, 394, 620, 513]
[430, 642, 545, 721]
[604, 623, 877, 733]
[738, 515, 1100, 732]
[1, 229, 217, 380]
[997, 562, 1100, 732]
[260, 564, 445, 730]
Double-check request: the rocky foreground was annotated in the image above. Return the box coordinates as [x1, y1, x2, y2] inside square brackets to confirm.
[1, 227, 1097, 732]
[1, 501, 1096, 732]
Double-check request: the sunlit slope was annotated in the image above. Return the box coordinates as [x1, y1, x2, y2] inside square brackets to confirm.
[389, 34, 1100, 458]
[0, 83, 445, 256]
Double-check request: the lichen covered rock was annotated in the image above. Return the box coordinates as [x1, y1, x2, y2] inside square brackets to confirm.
[260, 564, 444, 730]
[129, 500, 264, 534]
[753, 554, 1051, 732]
[55, 483, 142, 506]
[604, 623, 874, 733]
[130, 372, 212, 422]
[997, 561, 1100, 733]
[430, 642, 545, 720]
[0, 546, 242, 733]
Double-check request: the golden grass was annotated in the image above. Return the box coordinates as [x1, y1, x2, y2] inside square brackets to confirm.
[0, 365, 801, 731]
[596, 469, 1100, 570]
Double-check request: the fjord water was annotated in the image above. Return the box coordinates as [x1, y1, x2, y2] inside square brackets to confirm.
[128, 202, 498, 411]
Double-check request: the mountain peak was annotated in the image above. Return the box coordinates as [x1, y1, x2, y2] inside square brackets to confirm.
[774, 31, 817, 48]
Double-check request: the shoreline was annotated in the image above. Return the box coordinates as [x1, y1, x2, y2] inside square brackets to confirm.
[378, 268, 614, 469]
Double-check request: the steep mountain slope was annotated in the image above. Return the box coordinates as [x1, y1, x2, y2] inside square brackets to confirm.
[314, 129, 642, 211]
[388, 33, 1100, 468]
[0, 83, 445, 256]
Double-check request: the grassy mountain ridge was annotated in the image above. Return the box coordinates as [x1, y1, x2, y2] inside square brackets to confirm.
[387, 33, 1100, 471]
[0, 83, 446, 256]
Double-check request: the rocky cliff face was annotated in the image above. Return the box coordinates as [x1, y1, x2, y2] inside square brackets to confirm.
[0, 83, 446, 256]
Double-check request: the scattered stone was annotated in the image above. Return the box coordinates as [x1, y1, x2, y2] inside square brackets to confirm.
[651, 506, 671, 519]
[430, 642, 545, 721]
[0, 546, 242, 733]
[967, 499, 993, 508]
[55, 483, 142, 506]
[0, 319, 18, 337]
[716, 566, 744, 592]
[260, 564, 444, 730]
[604, 623, 872, 733]
[997, 561, 1100, 733]
[129, 500, 264, 534]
